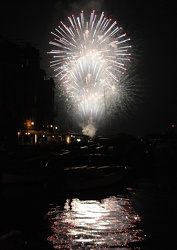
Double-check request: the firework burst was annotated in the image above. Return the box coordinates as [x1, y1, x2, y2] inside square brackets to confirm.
[49, 10, 133, 137]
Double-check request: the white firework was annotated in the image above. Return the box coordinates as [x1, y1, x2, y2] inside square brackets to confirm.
[49, 10, 132, 137]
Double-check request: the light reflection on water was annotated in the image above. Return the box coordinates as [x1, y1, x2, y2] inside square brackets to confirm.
[47, 194, 145, 249]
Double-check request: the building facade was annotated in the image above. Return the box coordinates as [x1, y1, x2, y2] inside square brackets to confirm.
[0, 39, 56, 147]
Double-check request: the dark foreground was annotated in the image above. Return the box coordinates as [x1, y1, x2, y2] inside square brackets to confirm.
[1, 163, 177, 249]
[1, 139, 177, 249]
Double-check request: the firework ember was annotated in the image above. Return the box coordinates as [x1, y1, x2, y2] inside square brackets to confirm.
[49, 10, 132, 137]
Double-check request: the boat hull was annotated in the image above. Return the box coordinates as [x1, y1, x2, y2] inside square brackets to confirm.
[64, 165, 128, 191]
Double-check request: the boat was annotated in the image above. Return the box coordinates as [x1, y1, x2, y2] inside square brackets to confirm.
[63, 165, 128, 191]
[1, 155, 53, 185]
[1, 151, 128, 190]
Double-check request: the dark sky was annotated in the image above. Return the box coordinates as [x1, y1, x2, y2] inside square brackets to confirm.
[1, 0, 177, 137]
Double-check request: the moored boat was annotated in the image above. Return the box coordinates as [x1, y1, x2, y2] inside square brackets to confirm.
[63, 165, 128, 191]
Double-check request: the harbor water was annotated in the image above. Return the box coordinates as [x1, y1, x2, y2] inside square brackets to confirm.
[1, 162, 177, 250]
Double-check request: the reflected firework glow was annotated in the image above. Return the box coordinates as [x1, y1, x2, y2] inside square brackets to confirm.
[47, 196, 145, 249]
[49, 10, 134, 137]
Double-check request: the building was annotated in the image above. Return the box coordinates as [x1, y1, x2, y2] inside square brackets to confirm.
[0, 38, 57, 147]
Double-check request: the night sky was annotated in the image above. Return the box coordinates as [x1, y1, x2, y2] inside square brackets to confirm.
[1, 0, 177, 137]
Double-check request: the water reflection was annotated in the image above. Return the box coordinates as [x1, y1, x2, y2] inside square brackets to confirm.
[47, 195, 145, 249]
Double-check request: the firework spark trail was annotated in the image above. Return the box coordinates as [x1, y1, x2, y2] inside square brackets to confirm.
[49, 10, 132, 137]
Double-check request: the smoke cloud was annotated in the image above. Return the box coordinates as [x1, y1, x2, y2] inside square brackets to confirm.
[82, 123, 97, 138]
